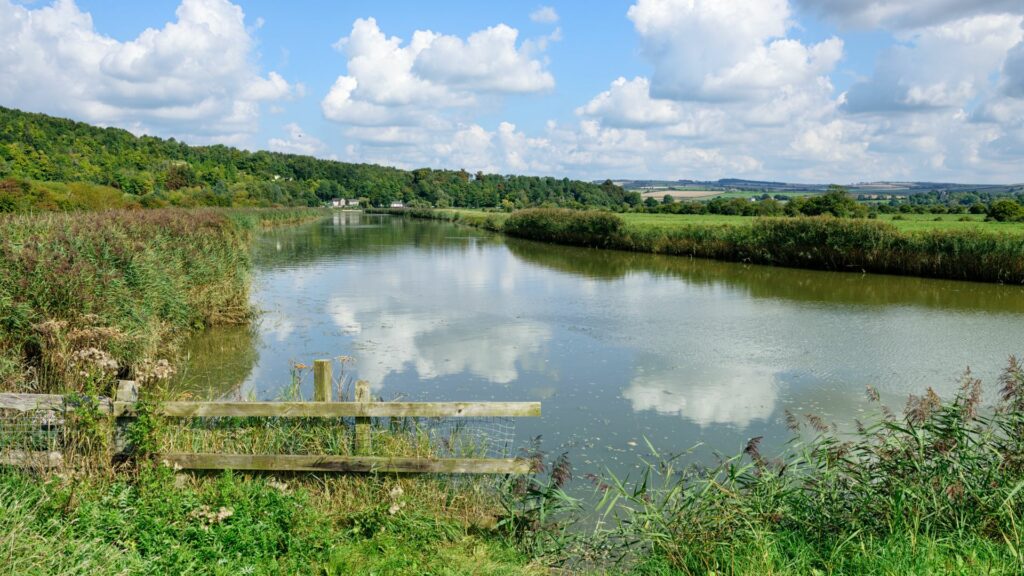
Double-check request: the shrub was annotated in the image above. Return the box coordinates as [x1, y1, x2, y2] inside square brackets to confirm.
[989, 199, 1024, 222]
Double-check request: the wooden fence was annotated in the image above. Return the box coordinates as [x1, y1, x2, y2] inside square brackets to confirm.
[0, 359, 540, 475]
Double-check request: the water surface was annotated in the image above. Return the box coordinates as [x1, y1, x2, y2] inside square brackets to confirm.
[181, 213, 1024, 477]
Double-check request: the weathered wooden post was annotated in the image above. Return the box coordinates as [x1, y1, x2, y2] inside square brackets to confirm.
[313, 359, 332, 402]
[113, 380, 139, 456]
[355, 380, 370, 455]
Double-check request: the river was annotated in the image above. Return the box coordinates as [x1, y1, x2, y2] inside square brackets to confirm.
[179, 212, 1024, 479]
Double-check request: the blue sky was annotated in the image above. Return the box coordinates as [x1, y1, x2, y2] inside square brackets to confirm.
[2, 1, 1023, 183]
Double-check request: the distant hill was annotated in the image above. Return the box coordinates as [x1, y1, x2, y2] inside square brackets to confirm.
[0, 106, 628, 210]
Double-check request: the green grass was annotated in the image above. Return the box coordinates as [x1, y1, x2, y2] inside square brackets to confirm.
[0, 465, 539, 575]
[434, 209, 1024, 235]
[877, 212, 1024, 234]
[622, 212, 1024, 235]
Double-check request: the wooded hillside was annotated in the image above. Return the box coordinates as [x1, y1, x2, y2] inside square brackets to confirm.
[0, 106, 628, 210]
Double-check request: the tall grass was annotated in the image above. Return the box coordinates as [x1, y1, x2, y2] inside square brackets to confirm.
[389, 208, 1024, 284]
[503, 208, 624, 248]
[623, 217, 1024, 284]
[530, 358, 1024, 574]
[0, 208, 323, 394]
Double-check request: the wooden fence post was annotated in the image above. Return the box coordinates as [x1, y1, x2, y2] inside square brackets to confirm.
[313, 360, 332, 403]
[355, 380, 370, 455]
[114, 380, 139, 456]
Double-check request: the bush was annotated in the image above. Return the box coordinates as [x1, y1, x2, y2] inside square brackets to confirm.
[989, 199, 1024, 222]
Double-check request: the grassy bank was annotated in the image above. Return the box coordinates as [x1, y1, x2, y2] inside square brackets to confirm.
[7, 206, 1024, 574]
[0, 464, 538, 575]
[377, 208, 1024, 284]
[0, 209, 545, 575]
[7, 360, 1024, 574]
[0, 207, 323, 394]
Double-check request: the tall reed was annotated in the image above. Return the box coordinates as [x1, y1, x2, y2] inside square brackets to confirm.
[391, 208, 1024, 284]
[0, 208, 322, 394]
[555, 358, 1024, 574]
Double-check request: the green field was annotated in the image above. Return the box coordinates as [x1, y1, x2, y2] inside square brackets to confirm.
[876, 213, 1024, 233]
[437, 210, 1024, 235]
[618, 212, 1024, 234]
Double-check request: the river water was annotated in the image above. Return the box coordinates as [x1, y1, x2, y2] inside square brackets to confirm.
[179, 212, 1024, 478]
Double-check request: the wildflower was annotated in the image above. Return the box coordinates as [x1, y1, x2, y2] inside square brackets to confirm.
[71, 347, 118, 373]
[136, 358, 176, 384]
[189, 505, 234, 527]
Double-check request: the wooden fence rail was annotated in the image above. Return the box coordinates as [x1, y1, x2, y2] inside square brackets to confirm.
[0, 360, 540, 475]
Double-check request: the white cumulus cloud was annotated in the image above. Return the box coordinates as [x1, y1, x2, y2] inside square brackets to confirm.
[529, 6, 559, 24]
[321, 17, 553, 130]
[844, 14, 1024, 113]
[795, 0, 1024, 30]
[627, 0, 842, 102]
[577, 77, 682, 127]
[0, 0, 295, 142]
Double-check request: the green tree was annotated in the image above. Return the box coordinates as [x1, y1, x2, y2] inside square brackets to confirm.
[988, 199, 1024, 222]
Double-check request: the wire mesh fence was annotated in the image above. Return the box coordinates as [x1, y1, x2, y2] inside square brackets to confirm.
[0, 408, 62, 454]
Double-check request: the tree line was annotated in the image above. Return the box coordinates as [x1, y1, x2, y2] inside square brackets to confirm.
[0, 106, 628, 210]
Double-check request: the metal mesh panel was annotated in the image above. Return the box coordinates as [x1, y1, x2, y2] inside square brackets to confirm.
[0, 409, 61, 453]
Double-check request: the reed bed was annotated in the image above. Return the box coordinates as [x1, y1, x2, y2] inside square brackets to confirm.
[0, 208, 323, 394]
[511, 358, 1024, 574]
[386, 207, 1024, 284]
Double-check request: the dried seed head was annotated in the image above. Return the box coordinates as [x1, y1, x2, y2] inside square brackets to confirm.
[805, 414, 829, 433]
[784, 410, 800, 432]
[865, 385, 880, 403]
[551, 452, 572, 489]
[744, 436, 766, 467]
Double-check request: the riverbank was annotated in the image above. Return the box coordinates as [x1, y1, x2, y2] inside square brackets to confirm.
[0, 208, 324, 394]
[373, 207, 1024, 284]
[5, 208, 1024, 574]
[0, 208, 546, 575]
[7, 369, 1024, 575]
[0, 464, 539, 574]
